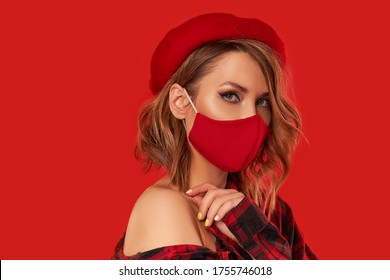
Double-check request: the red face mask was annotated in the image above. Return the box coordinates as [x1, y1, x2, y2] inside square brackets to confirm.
[183, 88, 270, 172]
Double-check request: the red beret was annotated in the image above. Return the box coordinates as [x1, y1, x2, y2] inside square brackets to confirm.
[150, 13, 286, 95]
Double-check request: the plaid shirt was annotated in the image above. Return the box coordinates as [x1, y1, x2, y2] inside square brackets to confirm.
[112, 180, 317, 260]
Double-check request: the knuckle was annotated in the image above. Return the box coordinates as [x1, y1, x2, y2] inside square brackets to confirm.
[214, 196, 225, 206]
[208, 189, 218, 199]
[226, 200, 234, 208]
[205, 182, 217, 189]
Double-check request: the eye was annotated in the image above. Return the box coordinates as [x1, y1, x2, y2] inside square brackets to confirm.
[220, 92, 240, 103]
[257, 97, 271, 107]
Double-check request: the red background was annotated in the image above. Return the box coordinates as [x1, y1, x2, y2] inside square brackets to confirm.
[1, 0, 389, 259]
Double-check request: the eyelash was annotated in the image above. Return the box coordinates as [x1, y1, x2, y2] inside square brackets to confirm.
[219, 91, 271, 107]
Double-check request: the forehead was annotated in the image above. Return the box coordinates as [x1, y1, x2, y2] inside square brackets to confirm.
[198, 51, 269, 93]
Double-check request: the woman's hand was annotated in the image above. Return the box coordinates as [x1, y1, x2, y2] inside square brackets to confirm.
[185, 182, 245, 243]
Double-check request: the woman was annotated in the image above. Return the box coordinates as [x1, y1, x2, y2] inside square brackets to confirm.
[112, 13, 317, 260]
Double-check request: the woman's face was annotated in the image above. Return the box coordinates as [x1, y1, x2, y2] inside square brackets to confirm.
[184, 51, 271, 131]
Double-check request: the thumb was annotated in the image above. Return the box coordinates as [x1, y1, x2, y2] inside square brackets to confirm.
[192, 194, 203, 207]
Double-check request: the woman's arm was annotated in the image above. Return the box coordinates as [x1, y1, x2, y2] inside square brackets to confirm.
[186, 184, 317, 260]
[222, 194, 291, 259]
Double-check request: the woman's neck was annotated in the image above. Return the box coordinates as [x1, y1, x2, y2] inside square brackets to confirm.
[188, 145, 228, 190]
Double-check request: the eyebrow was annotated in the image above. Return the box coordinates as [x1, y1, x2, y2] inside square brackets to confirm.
[218, 81, 269, 96]
[218, 82, 248, 93]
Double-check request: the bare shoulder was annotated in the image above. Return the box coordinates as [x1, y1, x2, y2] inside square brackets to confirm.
[123, 184, 202, 256]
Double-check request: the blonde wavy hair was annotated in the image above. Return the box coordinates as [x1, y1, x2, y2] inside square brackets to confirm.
[135, 38, 302, 218]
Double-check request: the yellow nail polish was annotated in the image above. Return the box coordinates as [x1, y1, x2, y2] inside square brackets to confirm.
[214, 215, 219, 221]
[197, 212, 202, 220]
[204, 219, 210, 227]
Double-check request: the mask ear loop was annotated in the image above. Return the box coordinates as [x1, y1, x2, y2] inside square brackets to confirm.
[182, 88, 197, 131]
[183, 88, 198, 113]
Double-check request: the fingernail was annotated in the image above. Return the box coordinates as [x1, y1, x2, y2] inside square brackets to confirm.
[214, 215, 219, 221]
[204, 219, 210, 227]
[197, 212, 202, 220]
[186, 189, 192, 194]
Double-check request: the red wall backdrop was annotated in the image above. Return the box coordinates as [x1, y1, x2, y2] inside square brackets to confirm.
[1, 0, 389, 260]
